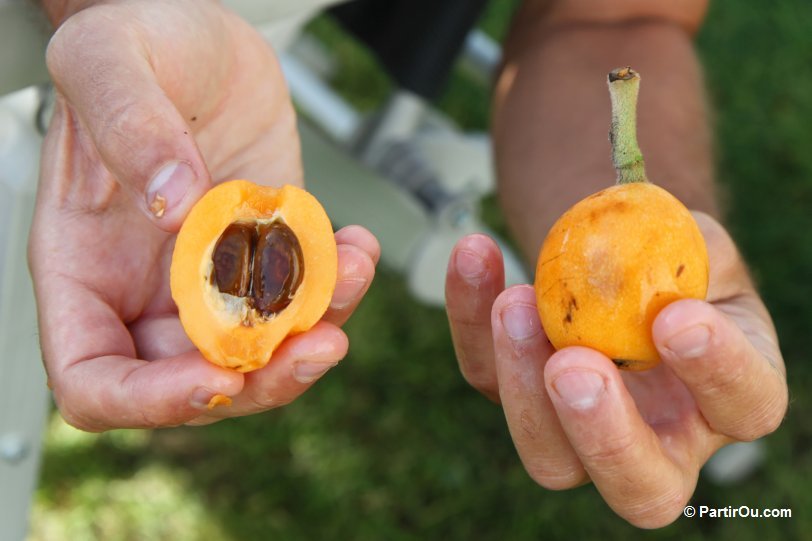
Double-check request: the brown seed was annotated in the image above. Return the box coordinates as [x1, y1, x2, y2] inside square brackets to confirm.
[212, 223, 255, 298]
[252, 222, 304, 316]
[211, 220, 305, 318]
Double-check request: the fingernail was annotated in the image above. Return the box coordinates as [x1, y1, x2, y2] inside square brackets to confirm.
[454, 249, 487, 283]
[189, 387, 228, 410]
[552, 371, 605, 410]
[146, 161, 197, 218]
[665, 325, 711, 359]
[293, 361, 337, 383]
[500, 303, 541, 342]
[330, 278, 367, 310]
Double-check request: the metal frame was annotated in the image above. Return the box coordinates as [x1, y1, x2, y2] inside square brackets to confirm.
[0, 86, 49, 541]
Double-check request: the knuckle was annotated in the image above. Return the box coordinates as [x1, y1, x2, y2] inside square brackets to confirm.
[705, 362, 789, 440]
[622, 488, 687, 529]
[249, 393, 288, 411]
[732, 392, 788, 441]
[45, 19, 79, 78]
[578, 430, 639, 469]
[98, 98, 161, 151]
[45, 11, 108, 79]
[132, 408, 162, 430]
[523, 458, 586, 490]
[452, 316, 488, 339]
[694, 350, 750, 402]
[117, 377, 169, 429]
[461, 367, 497, 396]
[54, 397, 102, 433]
[760, 398, 788, 436]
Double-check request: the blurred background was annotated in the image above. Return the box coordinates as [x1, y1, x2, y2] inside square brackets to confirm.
[3, 0, 811, 539]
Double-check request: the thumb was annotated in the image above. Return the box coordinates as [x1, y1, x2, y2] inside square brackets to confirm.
[46, 11, 210, 231]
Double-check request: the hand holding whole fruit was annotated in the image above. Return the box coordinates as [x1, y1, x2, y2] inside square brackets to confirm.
[445, 64, 788, 528]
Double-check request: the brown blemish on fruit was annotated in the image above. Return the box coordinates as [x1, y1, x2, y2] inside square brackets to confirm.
[586, 246, 622, 301]
[538, 251, 565, 268]
[610, 201, 629, 213]
[676, 264, 685, 278]
[589, 201, 629, 223]
[563, 295, 578, 324]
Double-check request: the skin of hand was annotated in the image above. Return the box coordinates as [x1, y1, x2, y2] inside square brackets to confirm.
[29, 0, 379, 431]
[447, 217, 787, 528]
[446, 0, 788, 529]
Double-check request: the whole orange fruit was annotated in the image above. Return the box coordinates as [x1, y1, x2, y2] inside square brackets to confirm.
[534, 68, 709, 370]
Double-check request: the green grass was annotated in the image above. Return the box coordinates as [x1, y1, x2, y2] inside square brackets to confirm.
[30, 1, 812, 540]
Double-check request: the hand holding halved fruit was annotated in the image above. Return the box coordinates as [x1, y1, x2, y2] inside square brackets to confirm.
[173, 193, 380, 423]
[445, 67, 787, 527]
[29, 0, 379, 430]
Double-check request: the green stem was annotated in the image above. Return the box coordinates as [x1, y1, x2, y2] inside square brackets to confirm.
[608, 67, 648, 184]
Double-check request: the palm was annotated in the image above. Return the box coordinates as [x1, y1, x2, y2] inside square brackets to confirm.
[35, 1, 301, 359]
[43, 183, 175, 358]
[624, 291, 771, 453]
[619, 213, 774, 460]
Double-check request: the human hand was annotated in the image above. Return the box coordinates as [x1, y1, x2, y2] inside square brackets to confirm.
[29, 0, 379, 430]
[445, 213, 787, 527]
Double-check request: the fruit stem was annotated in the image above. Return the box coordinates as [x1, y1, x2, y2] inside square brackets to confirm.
[608, 67, 648, 184]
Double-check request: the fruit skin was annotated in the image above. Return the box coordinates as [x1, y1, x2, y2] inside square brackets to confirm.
[170, 180, 337, 372]
[535, 182, 708, 370]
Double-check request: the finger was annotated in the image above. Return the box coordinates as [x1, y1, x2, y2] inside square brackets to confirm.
[446, 234, 505, 401]
[189, 322, 348, 423]
[129, 315, 195, 361]
[492, 286, 587, 489]
[35, 270, 243, 431]
[335, 225, 381, 266]
[653, 299, 788, 441]
[53, 352, 244, 432]
[544, 347, 695, 528]
[46, 11, 210, 230]
[322, 226, 380, 327]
